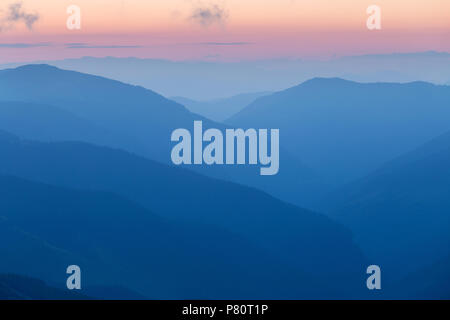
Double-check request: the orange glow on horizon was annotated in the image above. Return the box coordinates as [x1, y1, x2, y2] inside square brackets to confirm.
[2, 0, 448, 34]
[0, 0, 449, 63]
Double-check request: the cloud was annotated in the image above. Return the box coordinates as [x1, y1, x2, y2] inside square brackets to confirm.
[0, 42, 143, 49]
[0, 42, 51, 48]
[0, 2, 40, 31]
[204, 54, 221, 59]
[65, 43, 85, 46]
[189, 3, 228, 27]
[65, 43, 143, 49]
[196, 42, 252, 46]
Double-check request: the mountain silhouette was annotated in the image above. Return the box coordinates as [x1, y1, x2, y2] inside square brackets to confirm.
[172, 91, 271, 122]
[0, 274, 89, 300]
[0, 101, 142, 150]
[228, 78, 450, 185]
[323, 129, 450, 283]
[0, 64, 192, 164]
[6, 52, 449, 99]
[1, 173, 339, 299]
[0, 132, 368, 298]
[0, 64, 326, 208]
[0, 211, 88, 285]
[0, 129, 18, 142]
[393, 254, 450, 299]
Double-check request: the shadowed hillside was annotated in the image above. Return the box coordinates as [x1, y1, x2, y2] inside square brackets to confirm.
[0, 131, 367, 295]
[0, 174, 329, 299]
[0, 274, 89, 300]
[323, 130, 450, 283]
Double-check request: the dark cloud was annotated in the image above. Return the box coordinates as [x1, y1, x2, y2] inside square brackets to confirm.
[0, 42, 51, 48]
[0, 2, 40, 31]
[0, 42, 143, 49]
[196, 42, 253, 46]
[189, 4, 228, 27]
[65, 43, 85, 46]
[204, 54, 221, 59]
[66, 44, 143, 49]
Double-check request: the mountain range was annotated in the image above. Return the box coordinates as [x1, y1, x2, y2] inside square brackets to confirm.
[0, 130, 368, 299]
[322, 129, 450, 283]
[0, 64, 327, 208]
[0, 173, 319, 299]
[228, 78, 450, 185]
[3, 52, 449, 99]
[1, 62, 449, 299]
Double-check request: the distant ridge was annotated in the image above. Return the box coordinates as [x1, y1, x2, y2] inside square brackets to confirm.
[2, 51, 449, 98]
[172, 91, 271, 122]
[0, 64, 326, 209]
[0, 129, 19, 142]
[228, 77, 450, 184]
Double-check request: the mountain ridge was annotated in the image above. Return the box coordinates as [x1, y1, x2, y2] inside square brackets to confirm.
[0, 132, 368, 298]
[322, 128, 450, 277]
[1, 173, 329, 299]
[0, 64, 327, 209]
[228, 77, 450, 185]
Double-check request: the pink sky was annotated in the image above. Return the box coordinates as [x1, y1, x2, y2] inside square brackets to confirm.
[0, 0, 449, 63]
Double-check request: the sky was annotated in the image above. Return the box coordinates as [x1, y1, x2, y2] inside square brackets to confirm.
[0, 0, 449, 63]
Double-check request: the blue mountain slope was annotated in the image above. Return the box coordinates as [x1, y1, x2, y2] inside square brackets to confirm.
[0, 274, 89, 300]
[172, 91, 271, 122]
[0, 133, 368, 298]
[1, 174, 334, 299]
[323, 130, 450, 283]
[0, 65, 327, 208]
[0, 129, 18, 142]
[393, 254, 450, 299]
[0, 101, 142, 150]
[228, 78, 450, 184]
[0, 64, 191, 163]
[0, 216, 87, 282]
